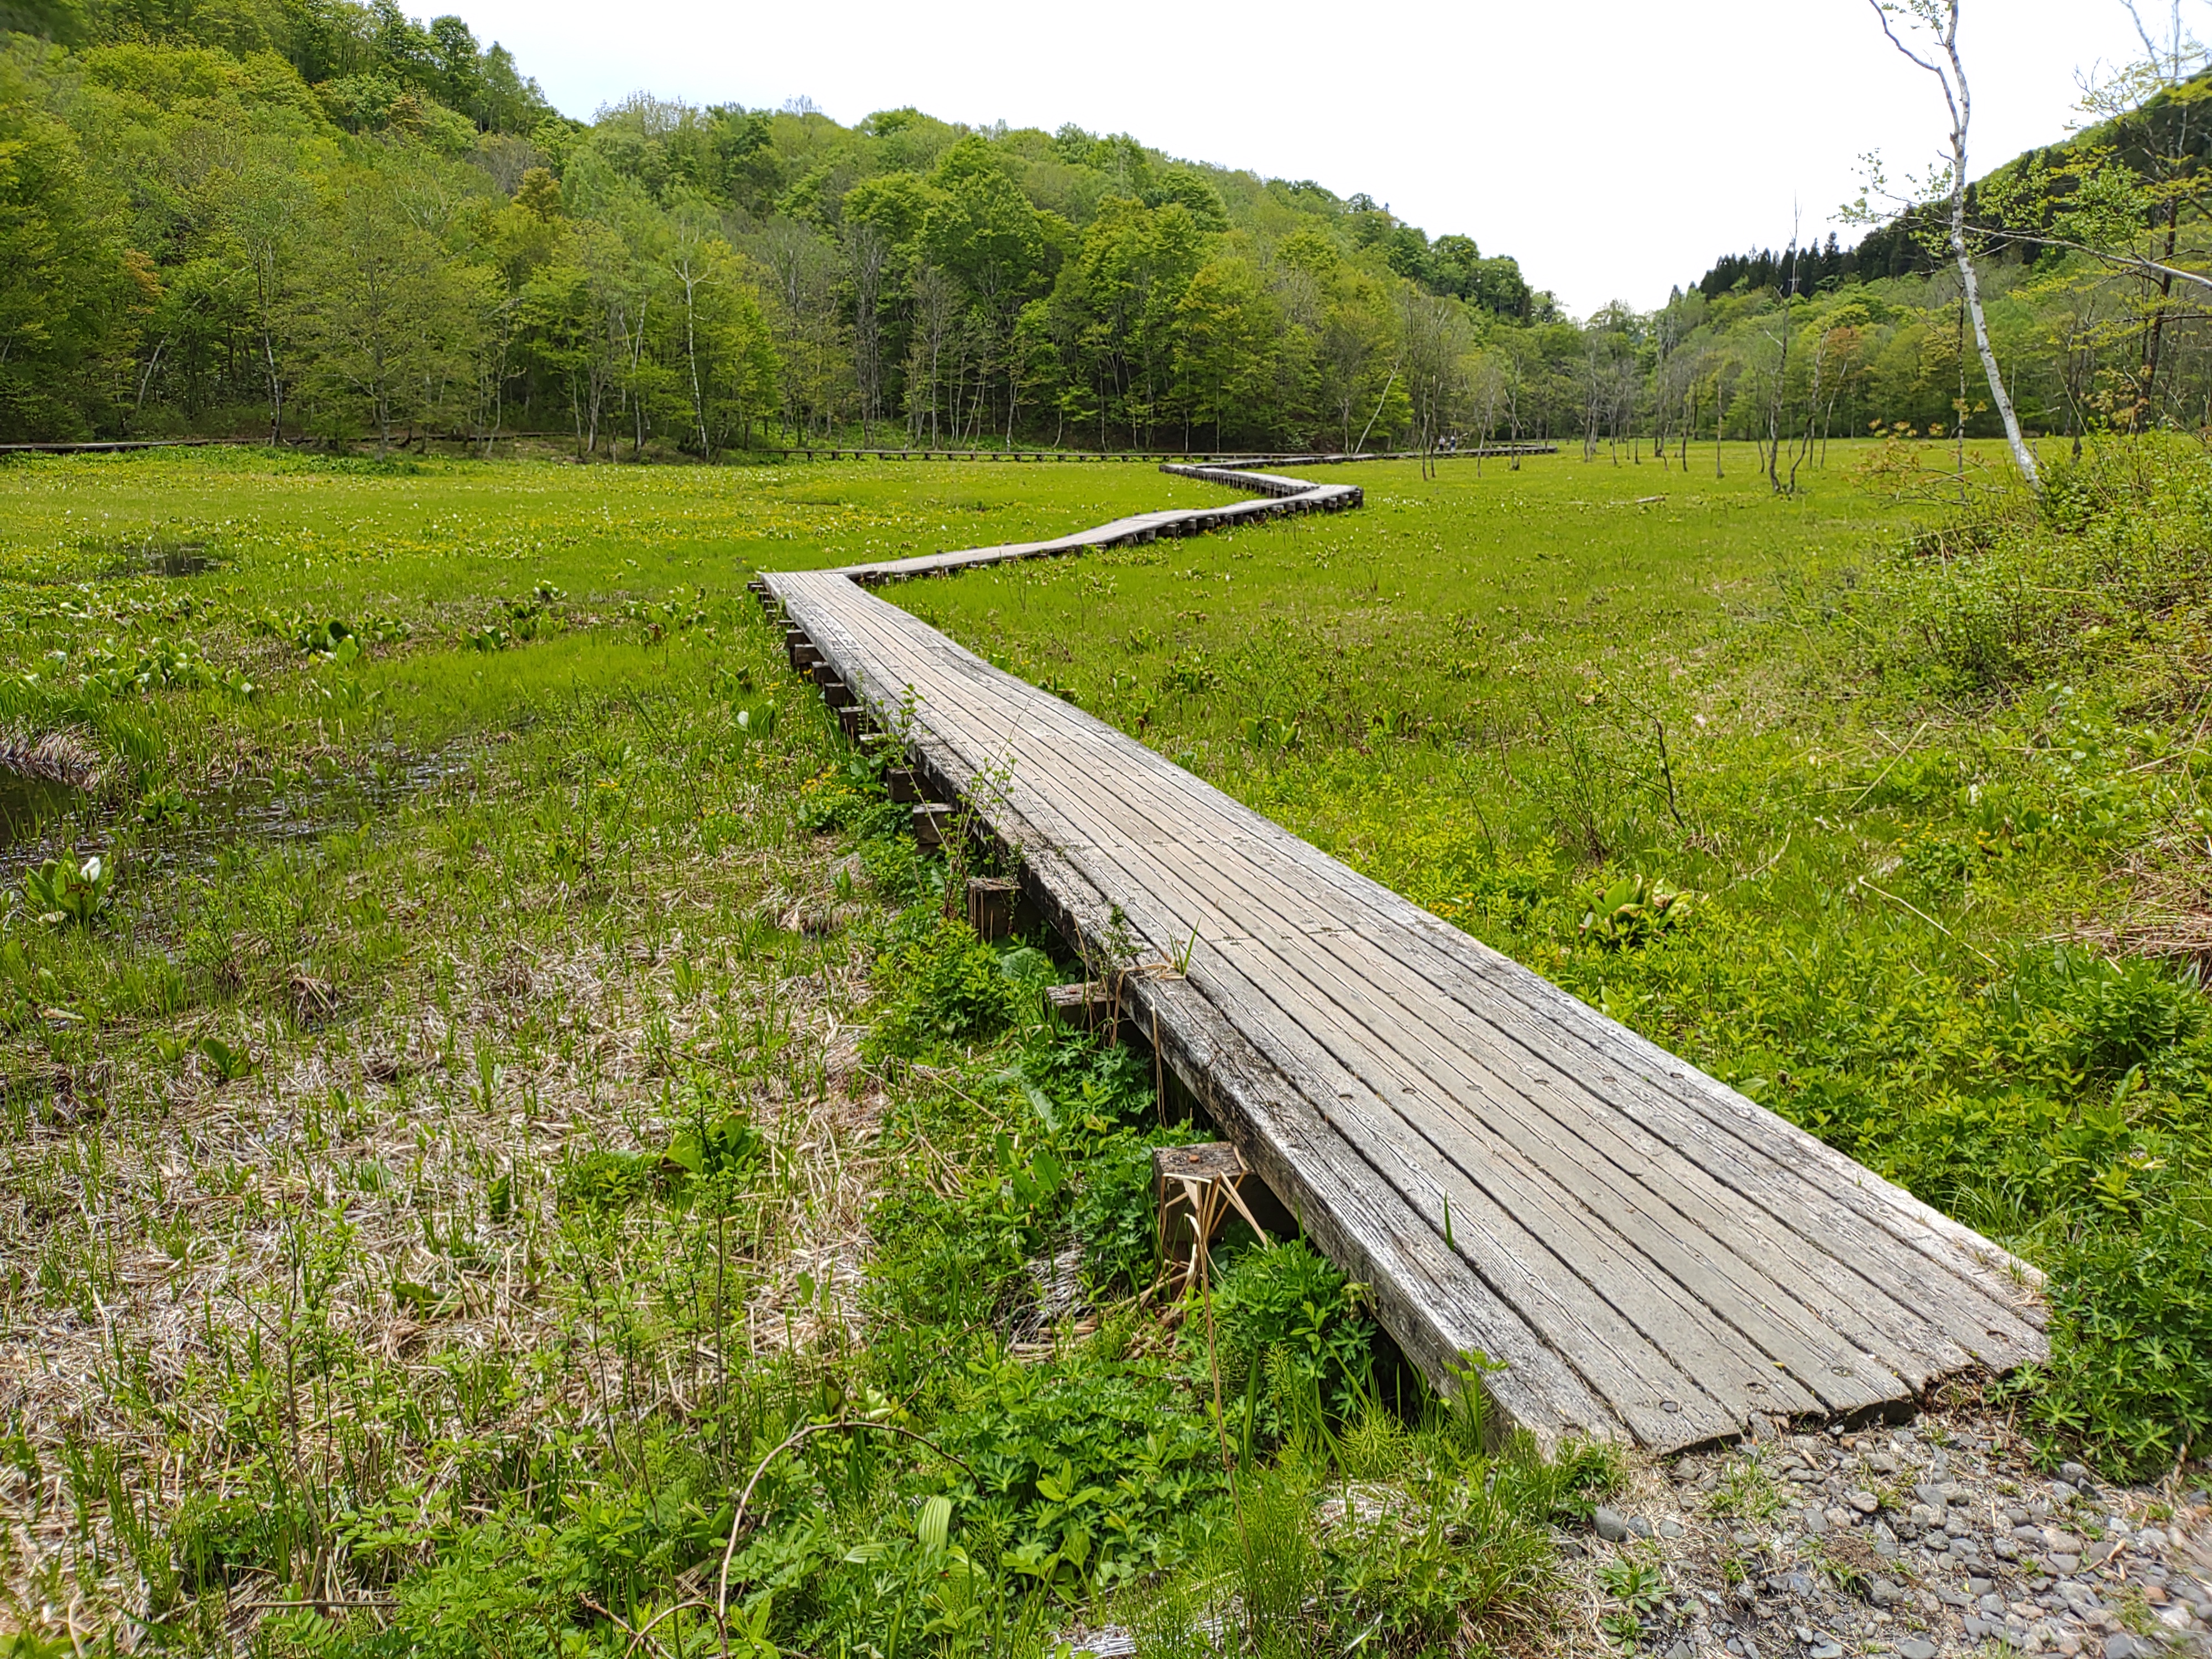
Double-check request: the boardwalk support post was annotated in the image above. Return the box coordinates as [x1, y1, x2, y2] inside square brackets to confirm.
[1154, 1143, 1276, 1286]
[1045, 981, 1114, 1036]
[969, 876, 1035, 942]
[911, 804, 953, 850]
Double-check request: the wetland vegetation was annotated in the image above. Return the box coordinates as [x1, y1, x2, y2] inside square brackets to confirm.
[902, 438, 2212, 1481]
[0, 446, 1636, 1654]
[0, 437, 2203, 1653]
[4, 0, 2212, 1645]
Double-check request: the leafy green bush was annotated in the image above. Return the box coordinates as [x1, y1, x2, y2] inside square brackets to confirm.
[865, 919, 1040, 1061]
[661, 1092, 765, 1185]
[1856, 441, 2212, 695]
[1578, 870, 1697, 950]
[2011, 947, 2206, 1083]
[1073, 1136, 1160, 1293]
[2021, 1177, 2212, 1478]
[1018, 1026, 1155, 1134]
[931, 1358, 1225, 1593]
[558, 1149, 659, 1213]
[797, 752, 905, 838]
[1211, 1238, 1374, 1433]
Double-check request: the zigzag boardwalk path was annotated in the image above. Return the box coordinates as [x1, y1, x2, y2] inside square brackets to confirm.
[758, 463, 2047, 1453]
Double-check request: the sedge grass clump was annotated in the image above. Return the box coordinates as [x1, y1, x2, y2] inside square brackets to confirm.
[1854, 440, 2212, 698]
[865, 917, 1052, 1062]
[1211, 1237, 1376, 1439]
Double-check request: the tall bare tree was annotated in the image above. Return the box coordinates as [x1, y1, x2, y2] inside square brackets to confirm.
[843, 221, 888, 446]
[905, 264, 958, 448]
[1397, 286, 1463, 478]
[1865, 0, 2040, 485]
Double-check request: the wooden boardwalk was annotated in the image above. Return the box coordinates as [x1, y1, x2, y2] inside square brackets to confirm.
[740, 445, 1557, 466]
[832, 464, 1361, 585]
[759, 467, 2044, 1453]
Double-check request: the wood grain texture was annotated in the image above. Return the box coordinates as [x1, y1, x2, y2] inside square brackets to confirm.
[759, 466, 2046, 1454]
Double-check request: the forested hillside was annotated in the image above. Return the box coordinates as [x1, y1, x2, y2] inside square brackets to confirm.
[1672, 62, 2212, 463]
[6, 0, 2210, 461]
[0, 0, 1545, 453]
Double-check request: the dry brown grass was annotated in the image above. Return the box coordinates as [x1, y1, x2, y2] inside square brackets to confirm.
[0, 731, 105, 794]
[2063, 828, 2212, 973]
[0, 809, 892, 1638]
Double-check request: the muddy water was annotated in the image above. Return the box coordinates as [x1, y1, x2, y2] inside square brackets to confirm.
[97, 536, 222, 580]
[0, 750, 463, 883]
[158, 752, 462, 865]
[0, 775, 84, 848]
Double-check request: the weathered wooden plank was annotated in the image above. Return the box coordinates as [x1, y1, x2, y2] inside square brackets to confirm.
[1126, 730, 2038, 1375]
[826, 467, 1361, 585]
[760, 466, 2047, 1452]
[911, 656, 2043, 1363]
[938, 728, 1887, 1426]
[779, 571, 2026, 1416]
[781, 585, 1635, 1446]
[1032, 863, 1640, 1447]
[789, 583, 1731, 1438]
[1020, 759, 2015, 1386]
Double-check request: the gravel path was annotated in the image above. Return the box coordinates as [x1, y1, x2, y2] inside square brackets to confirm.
[1569, 1410, 2209, 1659]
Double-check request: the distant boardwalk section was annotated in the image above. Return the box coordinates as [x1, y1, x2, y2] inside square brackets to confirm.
[761, 466, 2045, 1453]
[831, 464, 1362, 585]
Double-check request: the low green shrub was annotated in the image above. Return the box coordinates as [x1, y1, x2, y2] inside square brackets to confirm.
[931, 1358, 1227, 1593]
[557, 1149, 659, 1214]
[865, 919, 1047, 1061]
[796, 752, 906, 838]
[1017, 1026, 1155, 1133]
[1854, 442, 2212, 696]
[1070, 1123, 1213, 1293]
[1211, 1238, 1375, 1436]
[2018, 1176, 2212, 1478]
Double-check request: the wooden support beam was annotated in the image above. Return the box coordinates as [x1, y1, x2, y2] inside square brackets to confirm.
[911, 804, 954, 849]
[1155, 1142, 1271, 1276]
[837, 706, 870, 742]
[885, 768, 920, 804]
[1045, 980, 1115, 1036]
[966, 876, 1019, 941]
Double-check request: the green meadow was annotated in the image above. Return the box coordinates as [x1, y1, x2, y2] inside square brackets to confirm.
[0, 441, 2203, 1651]
[899, 437, 2212, 1472]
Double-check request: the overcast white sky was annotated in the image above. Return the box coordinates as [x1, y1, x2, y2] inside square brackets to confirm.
[448, 0, 2158, 317]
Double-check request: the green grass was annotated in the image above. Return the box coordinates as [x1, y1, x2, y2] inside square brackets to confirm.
[0, 446, 1618, 1653]
[895, 436, 2212, 1480]
[0, 437, 2203, 1655]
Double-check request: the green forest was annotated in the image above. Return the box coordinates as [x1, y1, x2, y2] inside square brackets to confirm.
[9, 0, 2209, 461]
[1, 0, 1550, 455]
